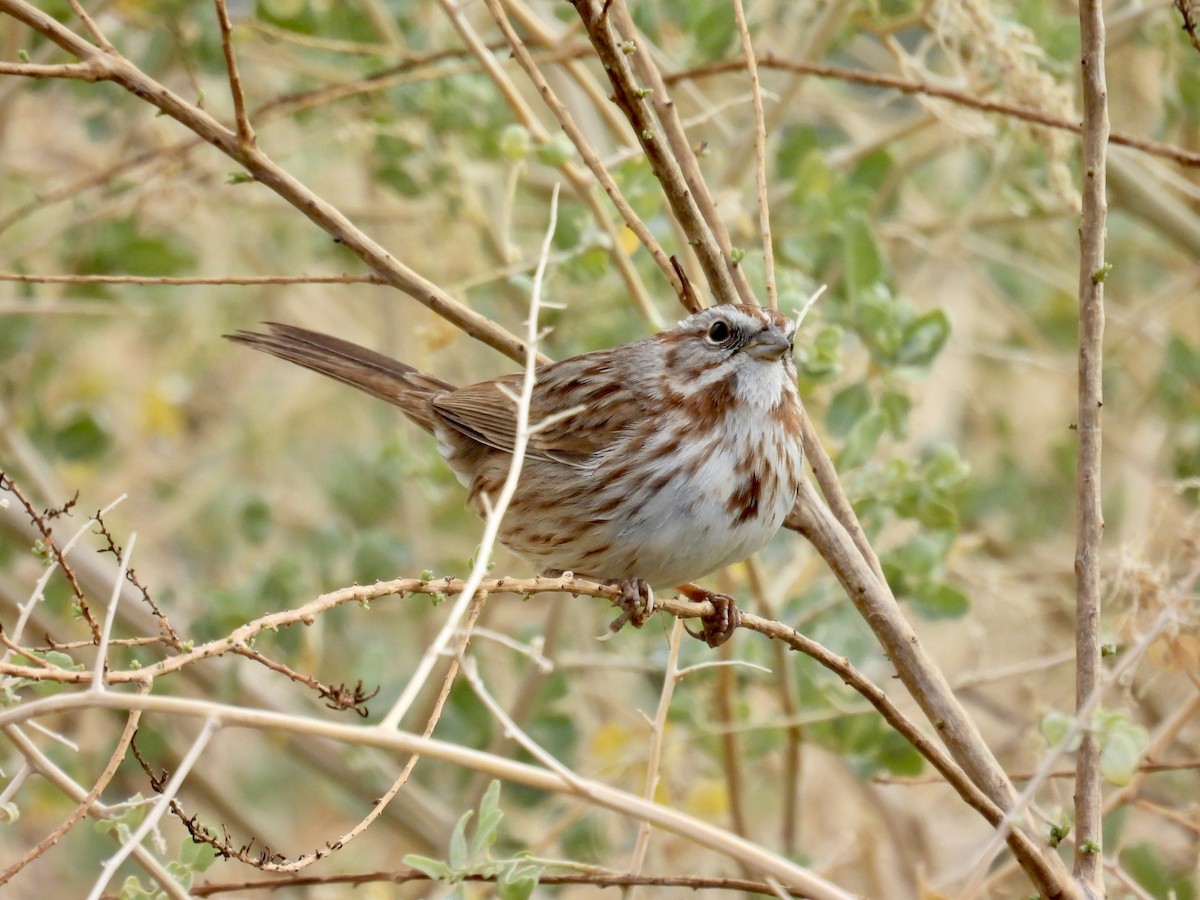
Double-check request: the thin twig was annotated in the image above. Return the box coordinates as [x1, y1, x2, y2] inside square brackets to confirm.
[607, 1, 757, 306]
[91, 533, 136, 693]
[213, 0, 255, 147]
[669, 56, 1200, 169]
[191, 867, 814, 896]
[481, 0, 682, 320]
[1073, 0, 1110, 888]
[65, 0, 114, 51]
[731, 0, 776, 308]
[0, 703, 145, 884]
[1175, 0, 1200, 52]
[783, 479, 1076, 897]
[0, 721, 186, 899]
[0, 272, 381, 286]
[629, 617, 685, 880]
[437, 0, 664, 326]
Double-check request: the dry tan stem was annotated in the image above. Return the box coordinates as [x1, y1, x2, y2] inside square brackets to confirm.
[744, 557, 804, 852]
[261, 594, 488, 873]
[480, 0, 684, 320]
[213, 0, 255, 147]
[630, 617, 685, 879]
[672, 56, 1200, 169]
[1175, 0, 1200, 52]
[606, 2, 757, 306]
[714, 637, 751, 850]
[1074, 0, 1110, 889]
[0, 272, 380, 286]
[731, 0, 776, 308]
[64, 0, 113, 51]
[0, 0, 536, 365]
[570, 0, 740, 307]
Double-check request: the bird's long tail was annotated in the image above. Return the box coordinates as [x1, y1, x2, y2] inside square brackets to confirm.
[225, 323, 453, 434]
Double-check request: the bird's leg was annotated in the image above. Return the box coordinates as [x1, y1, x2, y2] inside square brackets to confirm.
[606, 576, 655, 635]
[675, 583, 741, 648]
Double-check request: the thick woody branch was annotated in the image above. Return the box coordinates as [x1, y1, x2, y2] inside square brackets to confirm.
[785, 478, 1080, 899]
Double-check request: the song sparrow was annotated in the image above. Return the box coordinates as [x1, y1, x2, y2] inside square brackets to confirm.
[227, 304, 805, 645]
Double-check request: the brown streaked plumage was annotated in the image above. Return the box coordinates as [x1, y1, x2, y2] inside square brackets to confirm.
[227, 305, 806, 643]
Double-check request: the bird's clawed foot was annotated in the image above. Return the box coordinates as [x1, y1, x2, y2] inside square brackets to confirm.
[606, 576, 654, 637]
[676, 583, 741, 648]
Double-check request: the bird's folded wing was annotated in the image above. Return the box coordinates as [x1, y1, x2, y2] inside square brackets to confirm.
[431, 375, 605, 470]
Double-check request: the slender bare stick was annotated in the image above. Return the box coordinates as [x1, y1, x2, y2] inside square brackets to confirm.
[65, 0, 113, 51]
[91, 532, 136, 693]
[378, 185, 562, 730]
[629, 617, 685, 879]
[438, 0, 665, 325]
[1074, 0, 1110, 888]
[481, 0, 683, 319]
[264, 594, 488, 872]
[670, 56, 1200, 170]
[0, 721, 186, 899]
[213, 0, 255, 147]
[731, 0, 776, 308]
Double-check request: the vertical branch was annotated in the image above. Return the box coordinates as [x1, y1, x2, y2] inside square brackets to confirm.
[1074, 0, 1110, 888]
[213, 0, 255, 148]
[731, 0, 777, 308]
[629, 616, 685, 880]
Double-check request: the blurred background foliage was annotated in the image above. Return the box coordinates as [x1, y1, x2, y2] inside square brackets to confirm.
[1, 0, 1198, 896]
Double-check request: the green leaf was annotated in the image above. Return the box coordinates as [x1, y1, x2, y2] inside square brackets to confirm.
[403, 853, 453, 881]
[535, 133, 575, 167]
[826, 383, 871, 438]
[841, 214, 884, 300]
[692, 4, 736, 61]
[836, 409, 886, 470]
[1039, 710, 1081, 750]
[1095, 712, 1148, 786]
[911, 582, 969, 620]
[469, 781, 503, 862]
[896, 310, 951, 369]
[239, 496, 272, 545]
[53, 409, 111, 461]
[448, 808, 472, 869]
[498, 124, 532, 160]
[879, 390, 912, 439]
[498, 861, 541, 900]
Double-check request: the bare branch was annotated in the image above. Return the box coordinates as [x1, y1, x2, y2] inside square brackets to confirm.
[1073, 0, 1111, 888]
[731, 0, 776, 308]
[212, 0, 256, 148]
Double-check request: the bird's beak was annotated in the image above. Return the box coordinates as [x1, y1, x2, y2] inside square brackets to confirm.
[743, 330, 793, 361]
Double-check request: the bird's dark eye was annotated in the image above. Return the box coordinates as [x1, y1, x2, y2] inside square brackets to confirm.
[706, 320, 731, 344]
